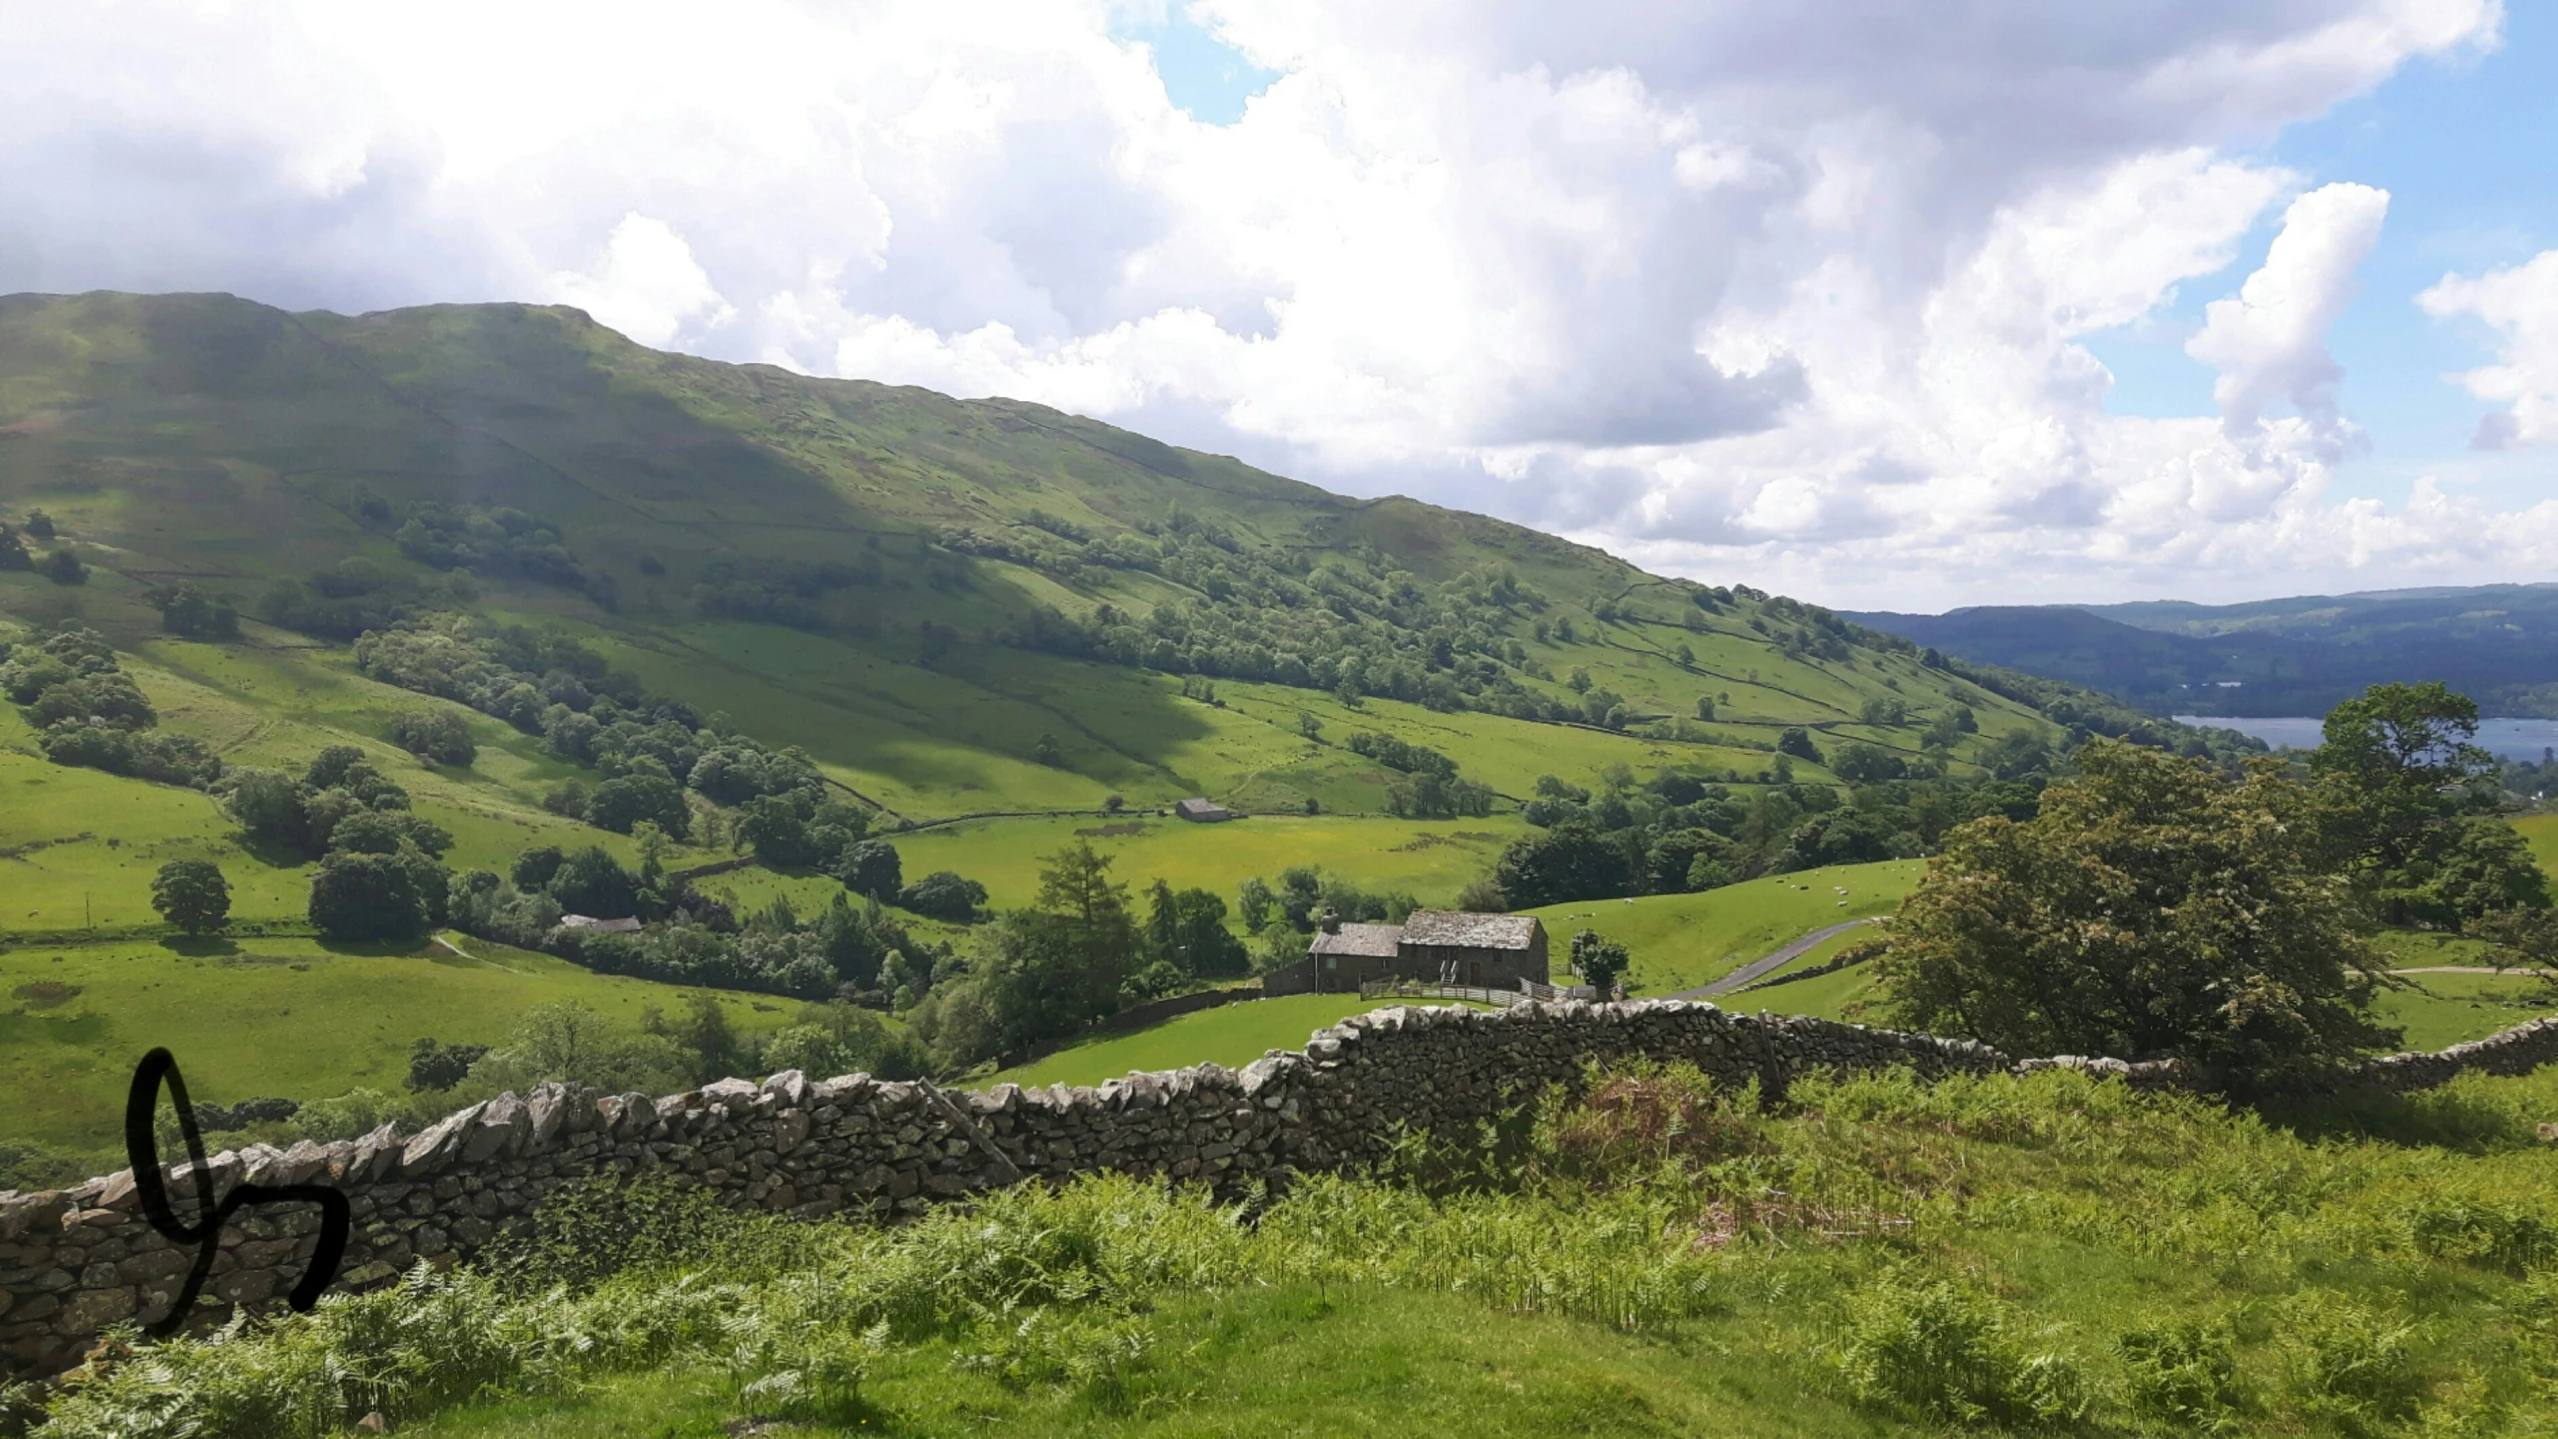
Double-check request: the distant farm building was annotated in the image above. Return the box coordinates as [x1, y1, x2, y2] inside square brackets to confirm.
[1174, 797, 1235, 822]
[559, 914, 643, 933]
[1282, 908, 1550, 994]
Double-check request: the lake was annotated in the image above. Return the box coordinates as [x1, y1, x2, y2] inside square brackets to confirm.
[2176, 715, 2558, 762]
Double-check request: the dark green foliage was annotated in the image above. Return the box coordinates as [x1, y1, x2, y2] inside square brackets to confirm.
[549, 846, 639, 919]
[406, 1038, 491, 1093]
[586, 772, 691, 840]
[150, 859, 232, 935]
[222, 768, 312, 848]
[326, 808, 453, 858]
[1142, 879, 1249, 977]
[38, 721, 223, 786]
[899, 870, 989, 921]
[1, 627, 226, 787]
[1031, 732, 1063, 767]
[37, 547, 86, 584]
[307, 850, 438, 942]
[1494, 822, 1633, 908]
[2310, 682, 2534, 925]
[511, 846, 565, 890]
[1775, 726, 1823, 764]
[1772, 809, 1908, 872]
[1831, 741, 1906, 783]
[836, 839, 903, 899]
[260, 558, 466, 638]
[26, 670, 155, 730]
[148, 582, 239, 639]
[0, 522, 29, 570]
[395, 501, 584, 587]
[690, 556, 872, 629]
[1567, 928, 1628, 994]
[23, 509, 54, 540]
[388, 707, 476, 766]
[1879, 739, 2394, 1090]
[643, 992, 744, 1086]
[939, 842, 1141, 1063]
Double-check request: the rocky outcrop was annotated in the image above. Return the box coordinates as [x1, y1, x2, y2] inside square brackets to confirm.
[4, 999, 2551, 1382]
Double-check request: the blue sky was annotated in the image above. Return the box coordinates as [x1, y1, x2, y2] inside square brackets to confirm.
[1112, 6, 1277, 126]
[2088, 2, 2557, 517]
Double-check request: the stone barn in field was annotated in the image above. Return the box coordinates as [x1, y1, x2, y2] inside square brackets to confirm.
[1297, 909, 1549, 993]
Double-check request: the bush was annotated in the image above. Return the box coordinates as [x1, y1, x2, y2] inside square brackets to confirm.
[898, 870, 988, 921]
[407, 1038, 491, 1093]
[2274, 1291, 2422, 1423]
[308, 850, 437, 942]
[389, 707, 477, 766]
[2117, 1319, 2245, 1434]
[1832, 1275, 2087, 1428]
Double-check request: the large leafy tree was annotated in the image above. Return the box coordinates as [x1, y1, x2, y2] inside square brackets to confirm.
[1493, 822, 1634, 908]
[150, 859, 231, 936]
[2310, 683, 2543, 924]
[1877, 739, 2395, 1090]
[308, 850, 435, 942]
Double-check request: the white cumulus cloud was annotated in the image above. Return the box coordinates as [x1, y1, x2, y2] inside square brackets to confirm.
[0, 0, 2526, 608]
[2418, 248, 2558, 449]
[2185, 183, 2389, 454]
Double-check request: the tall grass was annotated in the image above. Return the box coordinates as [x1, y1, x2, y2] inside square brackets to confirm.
[17, 1061, 2558, 1437]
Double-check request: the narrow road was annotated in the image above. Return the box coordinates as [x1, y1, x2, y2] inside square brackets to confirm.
[1670, 918, 1879, 1001]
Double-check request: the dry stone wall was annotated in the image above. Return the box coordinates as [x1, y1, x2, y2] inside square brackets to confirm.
[6, 1000, 2555, 1382]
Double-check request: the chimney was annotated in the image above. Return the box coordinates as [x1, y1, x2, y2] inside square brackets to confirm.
[1319, 908, 1342, 934]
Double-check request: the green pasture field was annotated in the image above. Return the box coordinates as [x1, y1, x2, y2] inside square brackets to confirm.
[892, 811, 1529, 913]
[2510, 811, 2558, 875]
[983, 994, 1493, 1092]
[0, 934, 797, 1167]
[1524, 860, 1923, 995]
[2376, 970, 2555, 1051]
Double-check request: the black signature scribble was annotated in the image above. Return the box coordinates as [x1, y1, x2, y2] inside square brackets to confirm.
[123, 1046, 351, 1337]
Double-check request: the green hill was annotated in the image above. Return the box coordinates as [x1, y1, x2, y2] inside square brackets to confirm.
[0, 288, 2074, 829]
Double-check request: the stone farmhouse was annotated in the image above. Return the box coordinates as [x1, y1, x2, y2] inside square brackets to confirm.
[1286, 909, 1549, 993]
[1173, 797, 1235, 822]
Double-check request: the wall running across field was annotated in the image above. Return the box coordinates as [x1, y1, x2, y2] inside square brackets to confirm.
[6, 999, 2556, 1382]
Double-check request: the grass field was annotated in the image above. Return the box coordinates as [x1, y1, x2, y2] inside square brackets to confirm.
[983, 993, 1494, 1091]
[2510, 811, 2558, 875]
[893, 811, 1530, 913]
[1524, 860, 1923, 995]
[0, 934, 797, 1167]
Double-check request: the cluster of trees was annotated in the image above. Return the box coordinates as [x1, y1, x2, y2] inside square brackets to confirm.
[395, 502, 586, 589]
[1486, 766, 2043, 908]
[350, 614, 867, 845]
[1345, 732, 1496, 818]
[911, 843, 1253, 1067]
[692, 556, 880, 630]
[0, 510, 88, 584]
[210, 746, 455, 941]
[1233, 866, 1422, 966]
[388, 707, 477, 766]
[1873, 684, 2550, 1089]
[260, 557, 481, 639]
[1, 626, 223, 786]
[147, 582, 240, 640]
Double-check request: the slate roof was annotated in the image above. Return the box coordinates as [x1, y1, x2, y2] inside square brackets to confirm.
[1174, 797, 1233, 819]
[1307, 922, 1406, 959]
[1398, 909, 1541, 951]
[561, 914, 643, 933]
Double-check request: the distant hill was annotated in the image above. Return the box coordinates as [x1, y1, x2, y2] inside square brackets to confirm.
[1849, 584, 2558, 718]
[0, 288, 2170, 827]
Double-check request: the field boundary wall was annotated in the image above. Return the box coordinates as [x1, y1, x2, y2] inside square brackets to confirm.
[5, 1000, 2555, 1381]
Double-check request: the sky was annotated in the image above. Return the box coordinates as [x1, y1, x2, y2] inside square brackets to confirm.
[2, 0, 2553, 612]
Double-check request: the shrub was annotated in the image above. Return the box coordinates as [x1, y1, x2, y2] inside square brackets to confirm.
[308, 850, 436, 942]
[2117, 1319, 2246, 1434]
[406, 1038, 491, 1093]
[388, 707, 477, 766]
[1832, 1275, 2087, 1428]
[2275, 1290, 2423, 1423]
[898, 870, 988, 921]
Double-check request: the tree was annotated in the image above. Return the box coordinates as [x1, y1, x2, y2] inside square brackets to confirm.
[2310, 682, 2509, 923]
[1455, 877, 1509, 912]
[151, 859, 231, 935]
[1236, 876, 1277, 931]
[588, 773, 691, 840]
[644, 992, 744, 1085]
[1877, 740, 2395, 1091]
[898, 870, 989, 921]
[150, 583, 239, 640]
[1776, 809, 1906, 872]
[1569, 928, 1629, 996]
[222, 768, 310, 850]
[406, 1038, 491, 1092]
[1833, 742, 1907, 784]
[0, 523, 29, 571]
[308, 850, 434, 942]
[1777, 727, 1825, 765]
[1695, 696, 1716, 722]
[24, 510, 55, 540]
[835, 839, 903, 899]
[1493, 822, 1634, 908]
[1032, 732, 1063, 766]
[1142, 880, 1249, 976]
[38, 549, 86, 585]
[735, 793, 815, 866]
[550, 846, 638, 918]
[389, 707, 476, 766]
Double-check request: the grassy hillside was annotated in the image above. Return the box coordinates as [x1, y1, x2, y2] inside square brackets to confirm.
[1525, 860, 1921, 995]
[30, 1062, 2558, 1438]
[0, 288, 2069, 830]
